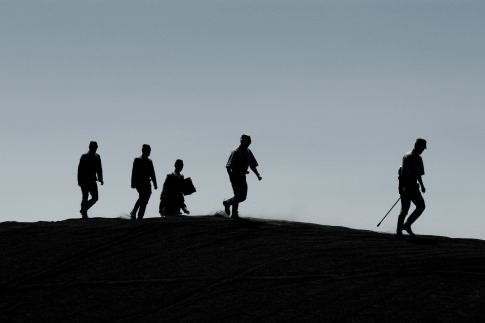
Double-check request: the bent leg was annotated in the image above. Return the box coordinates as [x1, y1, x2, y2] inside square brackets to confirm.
[397, 195, 411, 232]
[137, 186, 152, 219]
[406, 192, 425, 226]
[231, 177, 248, 216]
[231, 177, 248, 203]
[85, 183, 99, 210]
[132, 186, 144, 217]
[80, 185, 90, 219]
[80, 185, 89, 211]
[132, 199, 140, 216]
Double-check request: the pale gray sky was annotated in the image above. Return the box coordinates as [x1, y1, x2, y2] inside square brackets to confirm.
[1, 0, 485, 239]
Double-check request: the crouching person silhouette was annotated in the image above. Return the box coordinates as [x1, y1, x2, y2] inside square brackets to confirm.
[397, 138, 427, 237]
[159, 159, 194, 216]
[223, 134, 262, 219]
[130, 144, 157, 220]
[78, 141, 103, 220]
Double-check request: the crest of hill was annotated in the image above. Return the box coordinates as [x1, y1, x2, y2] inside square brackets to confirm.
[1, 216, 485, 322]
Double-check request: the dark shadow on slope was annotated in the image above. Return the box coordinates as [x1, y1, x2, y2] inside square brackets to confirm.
[399, 235, 439, 246]
[233, 217, 261, 228]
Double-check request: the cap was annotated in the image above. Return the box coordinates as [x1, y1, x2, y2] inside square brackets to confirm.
[89, 141, 98, 148]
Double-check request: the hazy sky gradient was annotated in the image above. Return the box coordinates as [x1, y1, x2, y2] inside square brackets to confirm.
[2, 0, 485, 239]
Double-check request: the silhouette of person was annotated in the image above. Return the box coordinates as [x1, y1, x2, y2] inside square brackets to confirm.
[78, 141, 103, 220]
[223, 134, 262, 219]
[130, 144, 158, 220]
[397, 138, 427, 236]
[159, 159, 190, 216]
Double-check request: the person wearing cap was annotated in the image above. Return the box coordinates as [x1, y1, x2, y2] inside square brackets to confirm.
[78, 141, 103, 220]
[159, 159, 190, 216]
[223, 134, 262, 219]
[130, 144, 158, 220]
[397, 138, 427, 236]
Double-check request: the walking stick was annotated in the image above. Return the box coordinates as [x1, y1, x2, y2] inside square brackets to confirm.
[377, 197, 401, 227]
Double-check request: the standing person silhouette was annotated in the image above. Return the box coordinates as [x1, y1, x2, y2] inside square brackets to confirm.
[130, 144, 157, 220]
[78, 141, 103, 220]
[223, 134, 262, 219]
[397, 138, 427, 236]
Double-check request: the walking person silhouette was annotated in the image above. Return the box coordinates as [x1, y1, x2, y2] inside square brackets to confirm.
[397, 138, 427, 236]
[78, 141, 103, 220]
[223, 134, 262, 219]
[130, 144, 157, 220]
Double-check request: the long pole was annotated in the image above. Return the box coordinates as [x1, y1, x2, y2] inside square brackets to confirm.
[377, 197, 401, 227]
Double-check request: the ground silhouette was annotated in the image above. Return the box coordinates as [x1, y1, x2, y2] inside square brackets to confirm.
[1, 216, 485, 322]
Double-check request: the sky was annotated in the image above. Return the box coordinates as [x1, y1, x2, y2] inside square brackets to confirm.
[1, 0, 485, 239]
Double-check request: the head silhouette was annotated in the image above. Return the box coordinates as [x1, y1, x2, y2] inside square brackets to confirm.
[414, 138, 427, 155]
[240, 134, 252, 148]
[89, 141, 98, 154]
[142, 144, 151, 157]
[174, 159, 184, 173]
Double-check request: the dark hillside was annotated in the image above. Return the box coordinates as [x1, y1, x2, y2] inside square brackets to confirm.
[1, 216, 485, 322]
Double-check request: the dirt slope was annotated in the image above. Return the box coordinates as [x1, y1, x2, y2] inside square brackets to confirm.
[1, 216, 484, 322]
